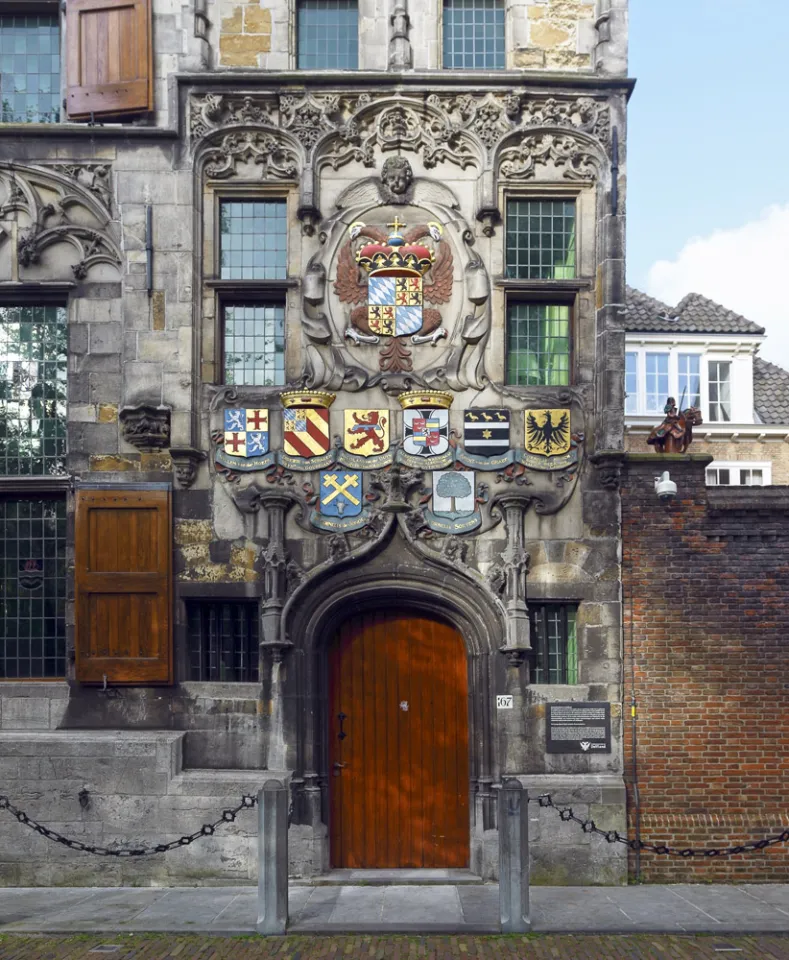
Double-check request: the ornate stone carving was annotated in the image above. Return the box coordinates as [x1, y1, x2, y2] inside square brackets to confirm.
[520, 96, 610, 142]
[279, 92, 340, 151]
[432, 93, 513, 151]
[190, 93, 277, 140]
[324, 102, 478, 172]
[590, 451, 624, 490]
[489, 494, 532, 666]
[49, 163, 113, 211]
[499, 134, 600, 181]
[119, 405, 171, 452]
[201, 130, 300, 180]
[170, 447, 207, 489]
[0, 163, 121, 280]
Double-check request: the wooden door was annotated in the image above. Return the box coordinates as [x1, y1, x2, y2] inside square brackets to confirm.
[329, 612, 470, 868]
[75, 488, 172, 684]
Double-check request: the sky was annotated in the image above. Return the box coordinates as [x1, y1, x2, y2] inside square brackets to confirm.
[627, 0, 789, 369]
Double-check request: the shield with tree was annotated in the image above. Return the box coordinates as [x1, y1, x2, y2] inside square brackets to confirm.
[433, 470, 474, 518]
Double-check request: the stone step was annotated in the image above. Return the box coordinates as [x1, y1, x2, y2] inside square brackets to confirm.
[294, 869, 485, 886]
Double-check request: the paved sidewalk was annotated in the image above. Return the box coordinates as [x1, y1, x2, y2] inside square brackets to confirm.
[2, 884, 789, 934]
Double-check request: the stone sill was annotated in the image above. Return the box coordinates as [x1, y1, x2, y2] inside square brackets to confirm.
[0, 681, 69, 698]
[180, 681, 260, 700]
[179, 69, 635, 93]
[0, 122, 178, 139]
[625, 453, 714, 465]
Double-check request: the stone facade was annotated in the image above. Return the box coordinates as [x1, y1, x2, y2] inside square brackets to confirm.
[622, 456, 789, 882]
[0, 1, 631, 885]
[626, 434, 789, 485]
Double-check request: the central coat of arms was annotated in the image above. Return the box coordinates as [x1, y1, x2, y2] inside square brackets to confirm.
[335, 217, 454, 371]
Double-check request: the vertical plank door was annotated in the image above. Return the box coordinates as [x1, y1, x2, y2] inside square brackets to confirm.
[329, 612, 470, 868]
[75, 488, 172, 684]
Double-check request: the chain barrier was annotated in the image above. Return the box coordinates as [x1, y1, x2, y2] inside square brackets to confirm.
[4, 788, 788, 861]
[531, 793, 789, 858]
[0, 793, 258, 858]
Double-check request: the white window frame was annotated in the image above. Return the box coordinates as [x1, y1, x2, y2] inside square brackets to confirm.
[624, 344, 744, 423]
[706, 461, 771, 487]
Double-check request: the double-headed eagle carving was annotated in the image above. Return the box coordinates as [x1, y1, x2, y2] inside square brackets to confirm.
[334, 221, 454, 342]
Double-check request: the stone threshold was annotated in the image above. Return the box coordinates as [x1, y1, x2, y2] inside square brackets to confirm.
[293, 869, 485, 886]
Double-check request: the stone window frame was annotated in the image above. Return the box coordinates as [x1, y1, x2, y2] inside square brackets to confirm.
[0, 286, 72, 681]
[529, 601, 579, 685]
[201, 183, 301, 388]
[439, 0, 506, 71]
[496, 185, 589, 389]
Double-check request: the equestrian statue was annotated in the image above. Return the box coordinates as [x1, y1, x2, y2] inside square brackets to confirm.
[647, 395, 703, 454]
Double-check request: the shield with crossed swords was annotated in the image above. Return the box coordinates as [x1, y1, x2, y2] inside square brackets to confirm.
[319, 470, 363, 518]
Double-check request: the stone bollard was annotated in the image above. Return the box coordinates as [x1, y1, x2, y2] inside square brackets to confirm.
[257, 780, 288, 935]
[498, 778, 530, 933]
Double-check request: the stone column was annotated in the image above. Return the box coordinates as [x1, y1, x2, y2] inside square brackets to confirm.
[498, 779, 530, 933]
[389, 0, 412, 68]
[257, 780, 288, 935]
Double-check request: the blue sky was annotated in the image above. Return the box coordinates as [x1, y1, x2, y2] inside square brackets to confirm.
[627, 0, 789, 365]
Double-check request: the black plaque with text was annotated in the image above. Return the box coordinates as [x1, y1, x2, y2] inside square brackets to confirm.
[546, 701, 611, 754]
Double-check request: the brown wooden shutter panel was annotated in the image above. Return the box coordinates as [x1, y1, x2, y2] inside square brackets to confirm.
[75, 488, 172, 685]
[66, 0, 152, 120]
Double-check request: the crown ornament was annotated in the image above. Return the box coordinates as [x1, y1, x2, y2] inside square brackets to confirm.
[397, 390, 454, 410]
[279, 390, 336, 409]
[353, 218, 442, 279]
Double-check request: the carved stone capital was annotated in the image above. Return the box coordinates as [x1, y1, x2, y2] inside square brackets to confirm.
[499, 645, 529, 668]
[170, 447, 206, 489]
[119, 405, 171, 452]
[589, 450, 625, 490]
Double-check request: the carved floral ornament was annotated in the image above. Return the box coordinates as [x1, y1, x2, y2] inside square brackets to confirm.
[189, 91, 611, 172]
[0, 163, 121, 279]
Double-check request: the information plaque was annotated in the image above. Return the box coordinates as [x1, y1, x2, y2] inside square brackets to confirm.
[546, 701, 611, 754]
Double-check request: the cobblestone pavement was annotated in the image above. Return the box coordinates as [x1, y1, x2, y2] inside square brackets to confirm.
[2, 935, 789, 959]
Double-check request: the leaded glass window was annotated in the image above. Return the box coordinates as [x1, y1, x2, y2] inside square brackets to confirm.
[531, 604, 577, 684]
[506, 200, 576, 280]
[0, 305, 67, 476]
[0, 13, 60, 123]
[507, 303, 570, 386]
[187, 600, 259, 682]
[223, 303, 285, 386]
[645, 352, 669, 414]
[0, 497, 66, 679]
[708, 360, 731, 422]
[297, 0, 358, 70]
[443, 0, 504, 70]
[219, 200, 287, 281]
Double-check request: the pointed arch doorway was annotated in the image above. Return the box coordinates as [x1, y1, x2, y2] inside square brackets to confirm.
[328, 610, 470, 869]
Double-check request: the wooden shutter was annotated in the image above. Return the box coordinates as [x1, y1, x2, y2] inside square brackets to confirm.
[66, 0, 152, 120]
[75, 488, 172, 684]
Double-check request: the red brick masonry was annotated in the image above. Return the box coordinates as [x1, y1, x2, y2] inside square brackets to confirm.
[621, 455, 789, 882]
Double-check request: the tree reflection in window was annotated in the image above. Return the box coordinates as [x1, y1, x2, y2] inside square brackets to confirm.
[0, 305, 67, 476]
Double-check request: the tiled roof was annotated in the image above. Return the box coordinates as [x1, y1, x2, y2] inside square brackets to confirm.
[754, 357, 789, 425]
[625, 287, 765, 335]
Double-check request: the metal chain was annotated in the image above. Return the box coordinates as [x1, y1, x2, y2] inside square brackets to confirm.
[0, 793, 257, 858]
[531, 793, 789, 858]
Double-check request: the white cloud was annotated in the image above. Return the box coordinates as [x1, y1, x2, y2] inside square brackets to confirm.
[646, 204, 789, 370]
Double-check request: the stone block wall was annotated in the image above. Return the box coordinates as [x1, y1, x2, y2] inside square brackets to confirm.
[0, 731, 274, 886]
[621, 455, 789, 882]
[211, 0, 628, 72]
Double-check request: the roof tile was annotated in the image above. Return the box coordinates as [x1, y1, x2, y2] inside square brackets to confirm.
[754, 357, 789, 425]
[625, 287, 765, 335]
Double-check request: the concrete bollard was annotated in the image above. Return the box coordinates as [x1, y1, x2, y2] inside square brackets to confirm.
[257, 780, 288, 935]
[498, 778, 530, 933]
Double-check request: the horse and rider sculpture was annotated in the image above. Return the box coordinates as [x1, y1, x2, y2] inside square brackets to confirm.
[647, 395, 703, 454]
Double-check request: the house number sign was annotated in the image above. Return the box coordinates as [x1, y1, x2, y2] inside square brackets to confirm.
[496, 695, 514, 709]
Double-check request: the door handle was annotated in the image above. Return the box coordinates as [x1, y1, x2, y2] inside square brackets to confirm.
[333, 760, 347, 777]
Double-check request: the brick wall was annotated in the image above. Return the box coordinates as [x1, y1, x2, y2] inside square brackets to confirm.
[621, 454, 789, 882]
